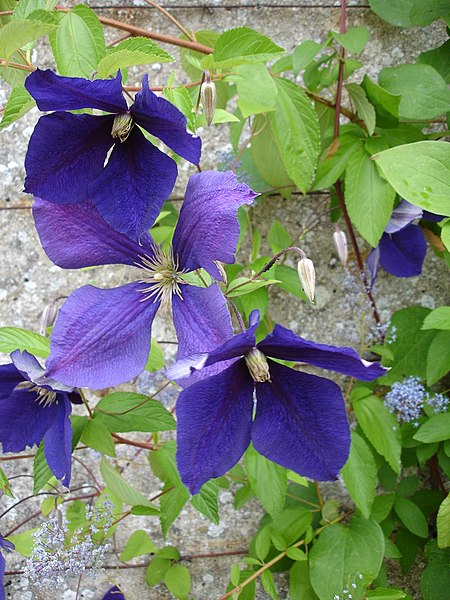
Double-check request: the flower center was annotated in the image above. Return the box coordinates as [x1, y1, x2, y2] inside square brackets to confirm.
[111, 113, 134, 143]
[16, 381, 57, 407]
[244, 348, 271, 383]
[137, 245, 186, 312]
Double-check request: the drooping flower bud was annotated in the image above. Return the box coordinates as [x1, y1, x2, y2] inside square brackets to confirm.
[245, 347, 271, 382]
[297, 257, 316, 304]
[200, 71, 216, 127]
[333, 227, 348, 267]
[111, 112, 134, 143]
[39, 300, 59, 336]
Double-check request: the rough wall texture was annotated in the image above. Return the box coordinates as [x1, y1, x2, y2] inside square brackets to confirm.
[0, 2, 447, 599]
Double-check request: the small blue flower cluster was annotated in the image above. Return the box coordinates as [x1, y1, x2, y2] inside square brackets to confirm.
[218, 149, 252, 185]
[384, 376, 426, 424]
[428, 393, 449, 414]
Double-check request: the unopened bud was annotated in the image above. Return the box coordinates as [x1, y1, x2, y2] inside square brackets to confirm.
[39, 301, 59, 336]
[200, 72, 216, 127]
[245, 348, 271, 383]
[111, 112, 134, 142]
[333, 228, 348, 267]
[214, 261, 228, 286]
[297, 257, 315, 304]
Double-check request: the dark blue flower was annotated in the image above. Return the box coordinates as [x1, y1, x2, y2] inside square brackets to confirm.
[167, 311, 387, 494]
[0, 533, 14, 600]
[0, 350, 81, 486]
[24, 69, 201, 238]
[102, 586, 126, 600]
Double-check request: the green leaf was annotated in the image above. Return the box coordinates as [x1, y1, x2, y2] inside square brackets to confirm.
[379, 65, 450, 120]
[0, 327, 49, 357]
[332, 26, 370, 54]
[13, 0, 57, 19]
[347, 83, 376, 136]
[427, 331, 450, 385]
[366, 589, 406, 600]
[8, 528, 37, 558]
[309, 515, 384, 599]
[292, 40, 325, 75]
[120, 530, 157, 561]
[33, 442, 53, 494]
[442, 221, 450, 252]
[345, 146, 396, 246]
[0, 466, 14, 498]
[263, 264, 307, 302]
[71, 4, 105, 64]
[0, 86, 35, 130]
[245, 445, 287, 518]
[312, 135, 363, 191]
[286, 546, 307, 561]
[145, 338, 165, 372]
[342, 432, 377, 518]
[165, 564, 191, 600]
[94, 392, 176, 433]
[52, 11, 100, 77]
[268, 220, 292, 254]
[268, 77, 320, 193]
[371, 494, 395, 523]
[421, 544, 450, 600]
[261, 570, 278, 600]
[290, 561, 320, 600]
[414, 413, 450, 443]
[368, 0, 415, 27]
[191, 480, 220, 525]
[394, 497, 428, 538]
[227, 277, 279, 297]
[146, 556, 171, 585]
[100, 457, 157, 508]
[0, 18, 56, 58]
[98, 36, 173, 78]
[437, 495, 450, 549]
[353, 395, 401, 473]
[212, 27, 285, 68]
[361, 76, 401, 129]
[422, 307, 450, 330]
[81, 419, 116, 457]
[233, 62, 278, 118]
[409, 0, 450, 26]
[418, 40, 450, 84]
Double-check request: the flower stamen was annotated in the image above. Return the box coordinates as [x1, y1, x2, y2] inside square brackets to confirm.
[137, 245, 186, 312]
[16, 381, 57, 407]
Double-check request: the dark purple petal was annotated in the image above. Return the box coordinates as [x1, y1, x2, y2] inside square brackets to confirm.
[172, 171, 257, 279]
[24, 113, 114, 204]
[102, 587, 126, 600]
[257, 325, 386, 381]
[421, 210, 445, 222]
[130, 74, 201, 164]
[0, 363, 23, 400]
[367, 246, 380, 289]
[45, 283, 159, 388]
[89, 126, 177, 239]
[166, 309, 259, 382]
[379, 225, 427, 278]
[25, 69, 128, 113]
[385, 200, 423, 234]
[44, 396, 72, 486]
[172, 284, 234, 386]
[253, 361, 350, 480]
[0, 390, 59, 453]
[33, 198, 152, 269]
[0, 552, 5, 600]
[0, 536, 13, 554]
[176, 360, 254, 494]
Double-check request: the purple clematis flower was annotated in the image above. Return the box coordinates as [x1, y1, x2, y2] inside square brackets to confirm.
[0, 533, 14, 600]
[33, 170, 256, 389]
[367, 200, 428, 287]
[0, 351, 81, 487]
[166, 310, 387, 494]
[24, 69, 201, 238]
[102, 586, 125, 600]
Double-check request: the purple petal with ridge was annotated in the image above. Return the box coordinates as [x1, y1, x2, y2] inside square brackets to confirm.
[253, 361, 350, 480]
[172, 284, 234, 386]
[176, 360, 254, 494]
[24, 113, 114, 204]
[172, 171, 256, 279]
[131, 74, 201, 164]
[25, 69, 128, 113]
[385, 200, 423, 234]
[0, 363, 22, 400]
[46, 283, 159, 389]
[89, 127, 176, 239]
[33, 198, 152, 269]
[44, 396, 72, 486]
[257, 325, 386, 381]
[102, 587, 126, 600]
[379, 225, 427, 278]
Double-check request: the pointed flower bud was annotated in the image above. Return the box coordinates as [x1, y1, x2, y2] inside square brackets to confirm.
[111, 112, 134, 142]
[297, 257, 316, 304]
[39, 300, 59, 336]
[200, 71, 216, 127]
[333, 227, 348, 267]
[245, 347, 271, 382]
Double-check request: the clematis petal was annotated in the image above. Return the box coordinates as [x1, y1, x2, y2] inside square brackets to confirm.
[131, 75, 201, 164]
[45, 283, 160, 389]
[172, 283, 234, 386]
[167, 309, 259, 382]
[89, 126, 177, 239]
[172, 171, 256, 279]
[258, 325, 386, 381]
[10, 349, 45, 381]
[0, 552, 5, 600]
[176, 360, 254, 494]
[367, 246, 380, 289]
[25, 69, 128, 113]
[0, 363, 23, 400]
[24, 113, 114, 204]
[44, 396, 72, 486]
[379, 225, 427, 278]
[102, 587, 126, 600]
[0, 390, 59, 453]
[253, 361, 350, 480]
[0, 536, 13, 554]
[385, 199, 423, 234]
[33, 198, 152, 269]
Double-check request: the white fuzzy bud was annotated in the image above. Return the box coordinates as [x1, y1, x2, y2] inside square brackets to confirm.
[333, 228, 348, 267]
[111, 112, 134, 142]
[245, 348, 271, 382]
[297, 258, 316, 304]
[200, 78, 216, 127]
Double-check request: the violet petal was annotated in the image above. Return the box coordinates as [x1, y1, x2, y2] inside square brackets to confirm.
[379, 225, 427, 278]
